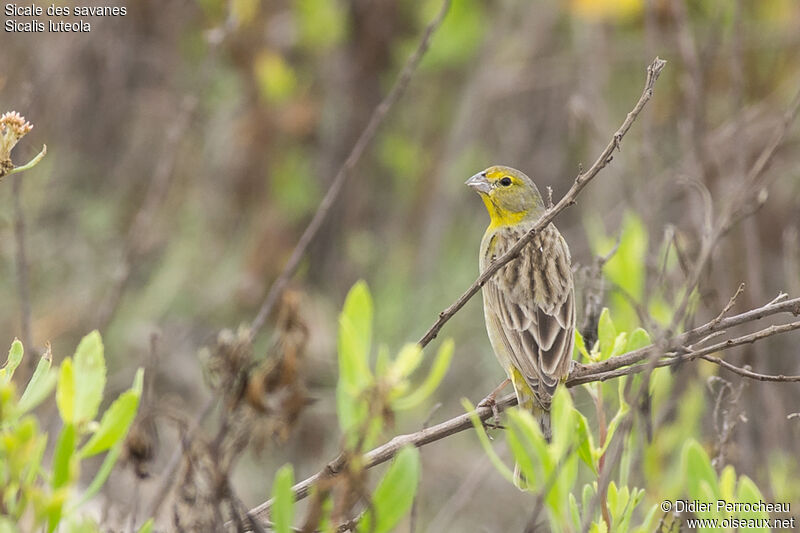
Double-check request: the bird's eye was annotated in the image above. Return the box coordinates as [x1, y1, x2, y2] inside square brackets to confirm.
[499, 177, 513, 187]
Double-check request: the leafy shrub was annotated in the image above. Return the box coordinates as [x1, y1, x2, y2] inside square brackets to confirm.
[0, 332, 143, 532]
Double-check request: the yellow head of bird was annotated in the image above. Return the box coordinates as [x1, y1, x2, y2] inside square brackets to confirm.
[466, 165, 545, 228]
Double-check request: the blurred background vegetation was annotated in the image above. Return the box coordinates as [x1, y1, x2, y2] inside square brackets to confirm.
[2, 0, 800, 530]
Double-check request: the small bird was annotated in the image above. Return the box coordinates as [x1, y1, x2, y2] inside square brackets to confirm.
[466, 165, 575, 478]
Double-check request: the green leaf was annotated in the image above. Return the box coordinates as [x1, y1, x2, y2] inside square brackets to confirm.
[53, 423, 76, 489]
[736, 476, 769, 530]
[79, 389, 140, 458]
[72, 330, 107, 424]
[682, 439, 720, 504]
[505, 410, 541, 489]
[574, 410, 597, 475]
[19, 350, 56, 413]
[357, 446, 420, 533]
[461, 399, 514, 483]
[24, 433, 48, 485]
[550, 387, 575, 457]
[136, 519, 154, 533]
[610, 332, 628, 358]
[337, 281, 374, 435]
[569, 493, 581, 532]
[393, 339, 454, 411]
[390, 343, 423, 380]
[600, 402, 630, 456]
[271, 464, 295, 533]
[719, 465, 736, 501]
[597, 308, 616, 359]
[69, 439, 124, 511]
[574, 329, 590, 361]
[1, 339, 24, 385]
[56, 359, 75, 424]
[626, 328, 651, 352]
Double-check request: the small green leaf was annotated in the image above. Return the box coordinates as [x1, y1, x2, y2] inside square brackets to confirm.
[53, 423, 76, 489]
[69, 439, 124, 511]
[393, 339, 454, 411]
[461, 399, 514, 483]
[600, 402, 630, 456]
[574, 410, 597, 475]
[607, 481, 619, 521]
[390, 343, 423, 380]
[271, 464, 295, 533]
[357, 446, 420, 533]
[337, 281, 374, 436]
[19, 350, 56, 413]
[72, 331, 107, 424]
[1, 339, 24, 384]
[736, 476, 769, 530]
[682, 439, 720, 504]
[136, 519, 154, 533]
[597, 308, 616, 359]
[574, 329, 590, 361]
[56, 359, 75, 424]
[626, 328, 651, 352]
[569, 493, 581, 532]
[79, 389, 140, 458]
[719, 465, 736, 501]
[610, 332, 628, 358]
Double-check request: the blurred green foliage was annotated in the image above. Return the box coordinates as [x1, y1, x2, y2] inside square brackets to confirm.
[0, 334, 143, 532]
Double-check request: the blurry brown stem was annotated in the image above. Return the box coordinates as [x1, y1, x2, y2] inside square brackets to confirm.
[417, 57, 666, 349]
[248, 0, 453, 340]
[12, 174, 32, 353]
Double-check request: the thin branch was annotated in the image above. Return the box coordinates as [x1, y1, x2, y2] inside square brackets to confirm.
[3, 144, 47, 178]
[700, 354, 800, 382]
[418, 57, 667, 349]
[571, 296, 800, 380]
[711, 282, 745, 326]
[249, 0, 454, 340]
[571, 319, 800, 386]
[12, 174, 32, 352]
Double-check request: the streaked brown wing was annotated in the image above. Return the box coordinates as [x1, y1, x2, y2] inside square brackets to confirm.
[484, 225, 575, 403]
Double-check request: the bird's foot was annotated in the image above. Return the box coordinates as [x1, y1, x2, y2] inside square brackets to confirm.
[478, 378, 511, 429]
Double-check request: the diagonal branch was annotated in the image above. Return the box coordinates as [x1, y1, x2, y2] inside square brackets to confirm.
[249, 0, 454, 340]
[417, 57, 666, 348]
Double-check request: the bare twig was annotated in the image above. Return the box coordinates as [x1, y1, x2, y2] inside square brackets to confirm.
[418, 57, 667, 349]
[711, 282, 745, 327]
[12, 174, 32, 352]
[701, 355, 800, 383]
[249, 0, 454, 340]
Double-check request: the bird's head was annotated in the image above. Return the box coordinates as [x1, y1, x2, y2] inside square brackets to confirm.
[466, 165, 545, 228]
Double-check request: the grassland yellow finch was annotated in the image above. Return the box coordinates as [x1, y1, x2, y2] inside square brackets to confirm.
[466, 165, 575, 476]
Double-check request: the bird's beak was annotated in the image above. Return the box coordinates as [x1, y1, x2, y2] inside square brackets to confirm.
[465, 172, 491, 194]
